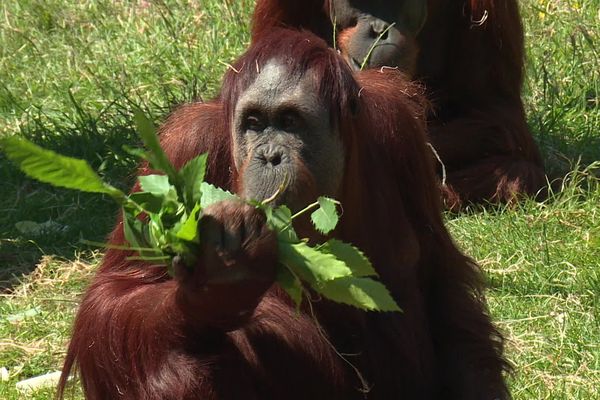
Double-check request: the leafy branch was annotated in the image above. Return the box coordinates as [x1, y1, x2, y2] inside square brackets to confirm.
[0, 112, 400, 313]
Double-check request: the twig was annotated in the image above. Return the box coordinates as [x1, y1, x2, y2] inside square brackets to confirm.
[427, 143, 447, 186]
[470, 10, 489, 28]
[305, 298, 372, 395]
[361, 23, 396, 70]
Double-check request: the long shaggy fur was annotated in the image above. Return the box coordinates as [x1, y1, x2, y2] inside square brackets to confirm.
[251, 0, 546, 209]
[58, 30, 509, 400]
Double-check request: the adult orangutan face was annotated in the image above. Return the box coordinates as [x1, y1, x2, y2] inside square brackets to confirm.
[232, 61, 345, 211]
[330, 0, 427, 74]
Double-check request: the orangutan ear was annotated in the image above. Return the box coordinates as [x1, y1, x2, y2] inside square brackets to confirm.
[404, 0, 428, 34]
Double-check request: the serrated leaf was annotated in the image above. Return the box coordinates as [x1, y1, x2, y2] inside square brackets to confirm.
[139, 175, 172, 197]
[267, 205, 291, 228]
[0, 136, 125, 201]
[147, 212, 166, 249]
[133, 110, 178, 183]
[320, 239, 377, 277]
[319, 277, 401, 312]
[278, 241, 353, 285]
[123, 214, 151, 254]
[264, 205, 298, 243]
[176, 203, 202, 242]
[180, 153, 208, 208]
[276, 265, 304, 308]
[128, 192, 164, 215]
[200, 182, 238, 208]
[310, 197, 339, 234]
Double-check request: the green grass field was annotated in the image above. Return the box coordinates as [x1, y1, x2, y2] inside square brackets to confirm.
[0, 1, 598, 399]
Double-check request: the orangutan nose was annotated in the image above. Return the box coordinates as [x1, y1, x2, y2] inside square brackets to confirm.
[256, 144, 287, 168]
[369, 18, 391, 40]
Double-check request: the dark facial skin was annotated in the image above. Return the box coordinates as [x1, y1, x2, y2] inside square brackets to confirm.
[176, 61, 346, 328]
[331, 0, 427, 73]
[232, 61, 345, 211]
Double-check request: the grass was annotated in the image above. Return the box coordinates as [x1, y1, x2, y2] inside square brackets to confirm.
[448, 166, 600, 398]
[522, 0, 600, 176]
[0, 0, 598, 399]
[0, 255, 94, 399]
[0, 0, 253, 273]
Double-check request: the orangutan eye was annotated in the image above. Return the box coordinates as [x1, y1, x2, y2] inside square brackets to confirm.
[245, 114, 266, 132]
[279, 111, 302, 131]
[347, 16, 359, 28]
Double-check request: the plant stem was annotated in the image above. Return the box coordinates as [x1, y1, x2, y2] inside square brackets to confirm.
[360, 22, 396, 70]
[291, 201, 320, 220]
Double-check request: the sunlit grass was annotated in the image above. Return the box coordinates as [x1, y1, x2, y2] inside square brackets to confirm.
[0, 0, 598, 398]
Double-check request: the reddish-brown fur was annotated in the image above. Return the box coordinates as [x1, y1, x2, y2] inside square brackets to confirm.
[58, 30, 508, 399]
[251, 0, 547, 209]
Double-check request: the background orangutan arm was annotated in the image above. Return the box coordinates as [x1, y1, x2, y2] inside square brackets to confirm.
[428, 104, 546, 206]
[428, 102, 541, 168]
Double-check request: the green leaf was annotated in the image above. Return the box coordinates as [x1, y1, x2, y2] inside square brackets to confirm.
[127, 192, 164, 215]
[133, 110, 178, 183]
[278, 241, 353, 285]
[176, 203, 202, 242]
[276, 265, 304, 307]
[0, 136, 125, 201]
[200, 182, 238, 208]
[264, 205, 298, 243]
[123, 214, 151, 255]
[180, 153, 208, 208]
[310, 197, 339, 234]
[139, 175, 172, 197]
[122, 145, 149, 161]
[320, 239, 377, 277]
[319, 277, 401, 312]
[147, 212, 166, 249]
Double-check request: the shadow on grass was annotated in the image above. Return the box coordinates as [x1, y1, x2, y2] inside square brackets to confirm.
[537, 131, 600, 180]
[529, 91, 600, 179]
[0, 108, 141, 290]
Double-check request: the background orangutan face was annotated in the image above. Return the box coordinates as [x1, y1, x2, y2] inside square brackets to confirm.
[232, 61, 345, 211]
[330, 0, 427, 74]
